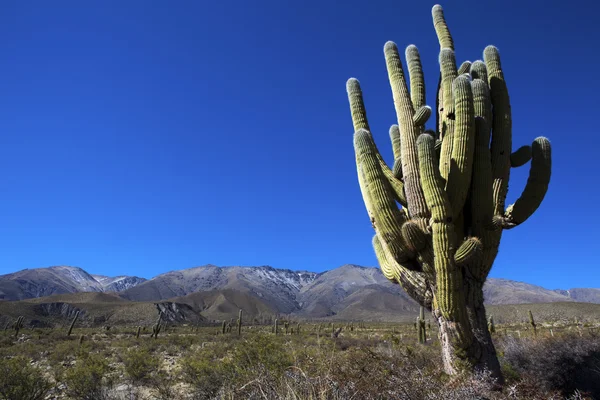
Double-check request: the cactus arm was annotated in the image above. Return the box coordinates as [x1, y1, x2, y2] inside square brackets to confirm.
[503, 137, 551, 227]
[355, 129, 414, 264]
[413, 106, 432, 126]
[432, 5, 454, 50]
[446, 75, 476, 216]
[417, 134, 472, 350]
[470, 61, 488, 82]
[510, 145, 532, 168]
[347, 78, 370, 132]
[438, 49, 458, 182]
[373, 234, 432, 308]
[389, 125, 402, 161]
[458, 61, 472, 75]
[348, 79, 407, 207]
[406, 45, 426, 109]
[454, 237, 483, 267]
[469, 81, 498, 278]
[401, 220, 428, 252]
[384, 42, 429, 220]
[484, 46, 512, 217]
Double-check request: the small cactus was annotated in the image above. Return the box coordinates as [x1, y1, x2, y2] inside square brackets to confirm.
[67, 311, 80, 337]
[222, 320, 227, 334]
[238, 309, 243, 336]
[78, 334, 85, 346]
[488, 315, 495, 333]
[136, 326, 141, 339]
[13, 316, 24, 338]
[274, 319, 279, 335]
[417, 306, 426, 344]
[151, 314, 162, 339]
[528, 310, 537, 337]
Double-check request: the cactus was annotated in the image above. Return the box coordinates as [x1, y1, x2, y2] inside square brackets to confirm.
[67, 311, 80, 337]
[296, 323, 300, 335]
[238, 309, 243, 336]
[78, 334, 85, 346]
[136, 326, 141, 339]
[488, 315, 495, 334]
[528, 310, 537, 337]
[417, 306, 427, 343]
[151, 314, 162, 339]
[13, 316, 24, 338]
[285, 321, 289, 335]
[274, 319, 279, 335]
[222, 320, 227, 334]
[345, 4, 551, 381]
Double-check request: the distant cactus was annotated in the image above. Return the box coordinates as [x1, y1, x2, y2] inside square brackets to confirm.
[296, 323, 300, 335]
[13, 316, 24, 338]
[488, 315, 495, 333]
[78, 334, 85, 346]
[222, 320, 227, 334]
[345, 4, 551, 379]
[417, 306, 426, 343]
[528, 310, 537, 337]
[238, 309, 243, 336]
[67, 311, 80, 337]
[285, 321, 289, 335]
[151, 314, 162, 339]
[136, 326, 141, 339]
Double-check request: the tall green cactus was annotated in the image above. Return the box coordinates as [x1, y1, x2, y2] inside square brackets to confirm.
[346, 5, 551, 381]
[67, 311, 80, 337]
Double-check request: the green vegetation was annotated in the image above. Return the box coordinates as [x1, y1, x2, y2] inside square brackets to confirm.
[0, 319, 597, 399]
[345, 4, 551, 380]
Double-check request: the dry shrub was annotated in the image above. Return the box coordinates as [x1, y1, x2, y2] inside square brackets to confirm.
[500, 333, 600, 398]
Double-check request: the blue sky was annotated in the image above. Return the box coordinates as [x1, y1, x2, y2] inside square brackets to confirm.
[0, 0, 597, 289]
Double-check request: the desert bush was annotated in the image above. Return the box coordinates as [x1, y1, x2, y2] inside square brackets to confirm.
[501, 334, 600, 398]
[63, 352, 113, 400]
[122, 346, 160, 384]
[181, 348, 229, 399]
[0, 357, 52, 400]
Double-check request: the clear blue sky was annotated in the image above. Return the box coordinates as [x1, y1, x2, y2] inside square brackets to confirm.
[0, 0, 597, 289]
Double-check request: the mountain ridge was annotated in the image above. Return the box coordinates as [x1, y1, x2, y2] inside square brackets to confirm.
[1, 264, 599, 314]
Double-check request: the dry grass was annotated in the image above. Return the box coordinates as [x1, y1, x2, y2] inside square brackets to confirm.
[0, 321, 597, 399]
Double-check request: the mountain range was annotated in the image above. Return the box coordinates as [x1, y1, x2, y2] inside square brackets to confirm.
[1, 264, 599, 323]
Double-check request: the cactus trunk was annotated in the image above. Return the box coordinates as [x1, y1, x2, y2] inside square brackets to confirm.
[345, 5, 551, 383]
[67, 311, 80, 337]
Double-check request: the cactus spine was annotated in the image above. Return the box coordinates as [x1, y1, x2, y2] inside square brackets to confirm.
[417, 306, 427, 343]
[237, 309, 243, 336]
[67, 311, 80, 336]
[528, 310, 537, 337]
[346, 5, 551, 381]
